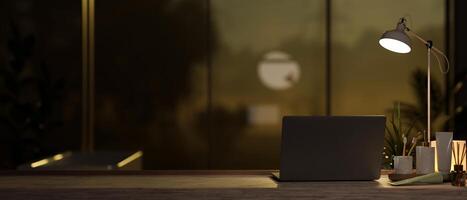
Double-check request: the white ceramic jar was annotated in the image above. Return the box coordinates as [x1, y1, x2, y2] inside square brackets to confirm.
[394, 156, 413, 174]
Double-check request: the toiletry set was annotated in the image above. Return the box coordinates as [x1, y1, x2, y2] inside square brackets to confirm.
[391, 131, 466, 186]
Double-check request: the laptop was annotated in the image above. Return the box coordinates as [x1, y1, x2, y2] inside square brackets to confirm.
[273, 116, 385, 181]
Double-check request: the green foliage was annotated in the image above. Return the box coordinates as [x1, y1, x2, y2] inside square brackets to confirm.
[398, 68, 447, 139]
[383, 68, 449, 169]
[382, 103, 421, 169]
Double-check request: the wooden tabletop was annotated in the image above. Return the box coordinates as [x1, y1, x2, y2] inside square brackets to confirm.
[0, 171, 466, 199]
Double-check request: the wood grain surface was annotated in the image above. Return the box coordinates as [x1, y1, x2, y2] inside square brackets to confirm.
[0, 171, 466, 199]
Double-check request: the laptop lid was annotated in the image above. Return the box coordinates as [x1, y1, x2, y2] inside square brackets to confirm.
[279, 116, 385, 181]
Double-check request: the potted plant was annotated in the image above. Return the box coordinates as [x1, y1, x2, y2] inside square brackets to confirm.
[384, 103, 419, 174]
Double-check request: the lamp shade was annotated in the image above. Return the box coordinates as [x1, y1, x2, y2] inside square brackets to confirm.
[379, 22, 412, 53]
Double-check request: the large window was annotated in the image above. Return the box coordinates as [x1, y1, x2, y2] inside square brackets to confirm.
[0, 0, 447, 170]
[331, 0, 446, 116]
[94, 0, 210, 169]
[209, 0, 326, 169]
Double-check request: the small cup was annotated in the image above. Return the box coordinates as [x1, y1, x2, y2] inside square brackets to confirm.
[416, 146, 435, 174]
[394, 156, 413, 174]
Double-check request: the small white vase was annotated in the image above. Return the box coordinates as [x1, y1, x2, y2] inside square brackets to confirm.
[416, 146, 435, 174]
[394, 156, 413, 174]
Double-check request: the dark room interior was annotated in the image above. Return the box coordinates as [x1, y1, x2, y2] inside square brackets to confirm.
[0, 0, 467, 199]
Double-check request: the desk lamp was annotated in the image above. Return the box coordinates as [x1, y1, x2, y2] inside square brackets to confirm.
[379, 18, 449, 145]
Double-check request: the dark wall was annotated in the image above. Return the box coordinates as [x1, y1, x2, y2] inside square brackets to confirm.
[0, 0, 82, 169]
[94, 0, 211, 169]
[454, 0, 467, 139]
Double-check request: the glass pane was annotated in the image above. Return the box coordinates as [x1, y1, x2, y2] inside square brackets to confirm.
[331, 0, 446, 169]
[331, 0, 446, 119]
[0, 0, 82, 169]
[95, 0, 209, 169]
[210, 0, 326, 169]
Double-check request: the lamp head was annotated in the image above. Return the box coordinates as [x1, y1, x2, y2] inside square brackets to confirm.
[379, 19, 412, 54]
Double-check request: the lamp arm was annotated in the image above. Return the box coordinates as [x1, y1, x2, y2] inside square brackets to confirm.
[405, 29, 450, 74]
[406, 29, 429, 45]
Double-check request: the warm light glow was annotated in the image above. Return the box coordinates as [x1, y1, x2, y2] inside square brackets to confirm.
[431, 140, 466, 171]
[30, 152, 69, 168]
[53, 154, 64, 161]
[379, 38, 411, 54]
[30, 159, 49, 168]
[117, 151, 143, 168]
